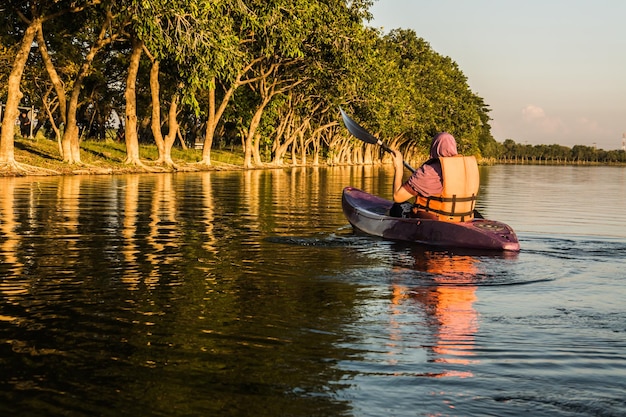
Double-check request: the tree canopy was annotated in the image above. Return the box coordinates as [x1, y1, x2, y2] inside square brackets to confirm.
[2, 0, 580, 171]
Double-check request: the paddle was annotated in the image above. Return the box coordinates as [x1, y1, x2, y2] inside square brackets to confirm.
[339, 107, 484, 219]
[339, 107, 415, 173]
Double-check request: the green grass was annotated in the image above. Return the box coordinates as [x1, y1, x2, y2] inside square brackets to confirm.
[7, 133, 246, 176]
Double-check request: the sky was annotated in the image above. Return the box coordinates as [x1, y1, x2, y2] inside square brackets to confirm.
[369, 0, 626, 150]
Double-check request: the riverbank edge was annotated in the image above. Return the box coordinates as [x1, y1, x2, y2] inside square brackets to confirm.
[2, 136, 624, 178]
[0, 136, 248, 178]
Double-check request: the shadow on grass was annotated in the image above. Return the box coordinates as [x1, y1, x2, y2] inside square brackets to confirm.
[15, 139, 60, 161]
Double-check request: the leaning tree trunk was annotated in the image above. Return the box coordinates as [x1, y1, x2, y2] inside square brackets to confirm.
[202, 84, 216, 165]
[146, 58, 167, 163]
[61, 77, 85, 164]
[124, 38, 143, 165]
[60, 11, 116, 164]
[270, 120, 288, 166]
[243, 96, 271, 168]
[272, 130, 296, 166]
[252, 133, 263, 166]
[291, 139, 298, 166]
[157, 93, 179, 166]
[201, 58, 263, 166]
[0, 18, 40, 166]
[37, 24, 67, 128]
[299, 129, 307, 165]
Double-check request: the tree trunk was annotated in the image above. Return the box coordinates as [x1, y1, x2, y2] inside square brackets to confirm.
[41, 86, 62, 153]
[291, 138, 297, 166]
[177, 127, 188, 150]
[299, 130, 306, 165]
[160, 94, 179, 166]
[201, 83, 216, 165]
[252, 133, 263, 166]
[61, 10, 116, 164]
[270, 107, 297, 166]
[311, 133, 320, 166]
[146, 58, 166, 163]
[201, 58, 265, 165]
[37, 24, 67, 127]
[0, 19, 40, 165]
[124, 38, 143, 165]
[272, 132, 296, 166]
[243, 97, 271, 168]
[61, 80, 84, 164]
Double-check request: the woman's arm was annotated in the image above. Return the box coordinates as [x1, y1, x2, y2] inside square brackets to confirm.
[391, 150, 414, 203]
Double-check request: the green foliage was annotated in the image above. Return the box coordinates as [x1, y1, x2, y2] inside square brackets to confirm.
[12, 0, 613, 168]
[339, 28, 494, 158]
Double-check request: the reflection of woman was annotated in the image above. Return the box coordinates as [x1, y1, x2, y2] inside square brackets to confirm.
[429, 286, 478, 365]
[390, 251, 479, 375]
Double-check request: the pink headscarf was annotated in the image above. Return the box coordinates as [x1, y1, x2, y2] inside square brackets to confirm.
[429, 132, 458, 159]
[402, 132, 458, 197]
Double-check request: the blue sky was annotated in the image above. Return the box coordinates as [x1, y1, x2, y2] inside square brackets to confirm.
[369, 0, 626, 150]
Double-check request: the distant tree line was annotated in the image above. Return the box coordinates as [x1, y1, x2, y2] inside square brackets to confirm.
[497, 139, 626, 164]
[3, 1, 620, 171]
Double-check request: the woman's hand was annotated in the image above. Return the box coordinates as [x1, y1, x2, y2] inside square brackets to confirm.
[391, 150, 404, 171]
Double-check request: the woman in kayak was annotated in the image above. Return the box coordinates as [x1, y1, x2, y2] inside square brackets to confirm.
[389, 132, 458, 218]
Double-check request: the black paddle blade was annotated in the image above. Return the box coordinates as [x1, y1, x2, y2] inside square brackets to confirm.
[339, 107, 379, 145]
[339, 107, 415, 173]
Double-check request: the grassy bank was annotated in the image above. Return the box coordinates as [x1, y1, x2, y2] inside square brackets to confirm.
[2, 135, 246, 177]
[5, 135, 623, 178]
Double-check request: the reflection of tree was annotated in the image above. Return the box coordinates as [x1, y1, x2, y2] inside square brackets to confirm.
[0, 170, 362, 415]
[58, 176, 81, 252]
[390, 249, 481, 378]
[243, 170, 261, 224]
[0, 178, 25, 303]
[145, 174, 180, 288]
[1, 176, 89, 300]
[199, 172, 218, 255]
[121, 175, 140, 290]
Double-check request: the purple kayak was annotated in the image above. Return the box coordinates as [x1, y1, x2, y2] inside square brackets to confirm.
[342, 187, 520, 251]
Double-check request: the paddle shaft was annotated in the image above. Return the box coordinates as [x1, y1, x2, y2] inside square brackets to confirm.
[377, 140, 416, 173]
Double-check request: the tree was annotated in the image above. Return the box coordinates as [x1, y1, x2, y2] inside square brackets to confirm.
[237, 0, 372, 167]
[338, 27, 492, 164]
[1, 0, 504, 172]
[126, 0, 242, 167]
[0, 0, 98, 169]
[122, 35, 144, 166]
[31, 1, 125, 164]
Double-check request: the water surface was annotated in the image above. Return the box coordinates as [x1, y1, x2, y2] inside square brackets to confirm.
[1, 165, 625, 416]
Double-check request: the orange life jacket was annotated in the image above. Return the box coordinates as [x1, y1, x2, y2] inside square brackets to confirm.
[415, 155, 479, 222]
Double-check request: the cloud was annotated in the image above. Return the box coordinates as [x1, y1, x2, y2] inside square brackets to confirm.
[521, 105, 546, 120]
[521, 105, 566, 134]
[517, 105, 617, 147]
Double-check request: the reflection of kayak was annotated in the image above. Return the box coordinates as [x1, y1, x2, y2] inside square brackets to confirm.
[342, 187, 520, 252]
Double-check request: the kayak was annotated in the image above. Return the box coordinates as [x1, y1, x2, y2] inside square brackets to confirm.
[342, 187, 520, 251]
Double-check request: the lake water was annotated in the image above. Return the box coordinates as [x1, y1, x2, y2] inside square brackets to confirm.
[1, 165, 625, 416]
